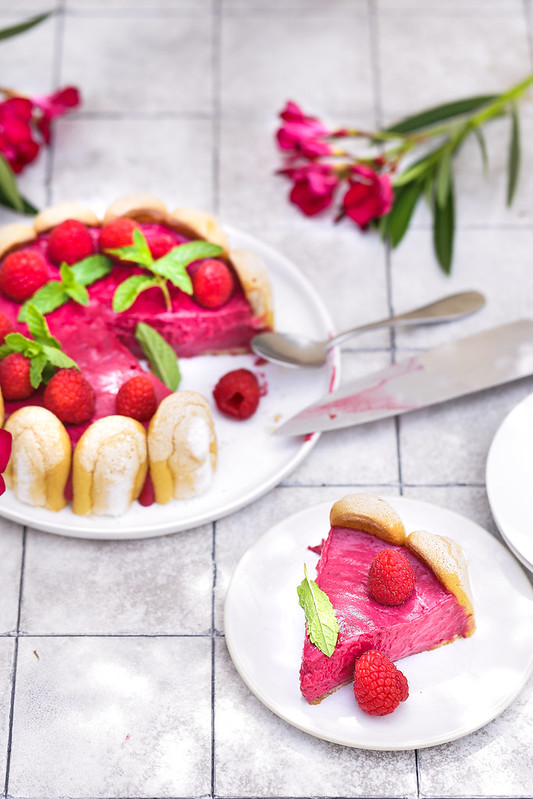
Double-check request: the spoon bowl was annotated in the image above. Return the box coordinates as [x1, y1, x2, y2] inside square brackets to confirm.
[251, 290, 486, 368]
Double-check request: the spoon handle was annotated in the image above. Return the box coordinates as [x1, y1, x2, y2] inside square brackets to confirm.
[327, 290, 486, 349]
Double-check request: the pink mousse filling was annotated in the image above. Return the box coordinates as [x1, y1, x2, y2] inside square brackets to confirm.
[300, 526, 469, 704]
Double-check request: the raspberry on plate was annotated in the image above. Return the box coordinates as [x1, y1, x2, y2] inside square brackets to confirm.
[43, 368, 96, 425]
[192, 258, 235, 309]
[0, 249, 49, 302]
[116, 375, 157, 421]
[47, 219, 94, 266]
[353, 650, 409, 716]
[368, 548, 416, 606]
[0, 352, 34, 400]
[213, 368, 260, 420]
[99, 217, 139, 254]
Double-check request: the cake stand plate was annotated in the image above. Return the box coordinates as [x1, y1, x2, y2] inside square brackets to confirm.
[0, 228, 339, 539]
[224, 495, 533, 750]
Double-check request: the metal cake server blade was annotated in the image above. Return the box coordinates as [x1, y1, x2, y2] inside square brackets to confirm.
[275, 319, 533, 436]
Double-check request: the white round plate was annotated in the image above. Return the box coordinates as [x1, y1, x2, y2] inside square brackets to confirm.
[224, 495, 533, 750]
[0, 228, 339, 540]
[486, 392, 533, 572]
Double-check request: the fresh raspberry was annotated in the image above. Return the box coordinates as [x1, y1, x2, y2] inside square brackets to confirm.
[0, 353, 33, 400]
[47, 219, 94, 266]
[98, 217, 140, 254]
[144, 230, 176, 260]
[368, 548, 416, 606]
[0, 249, 49, 302]
[192, 259, 235, 309]
[43, 368, 95, 424]
[116, 375, 157, 421]
[0, 312, 13, 344]
[213, 368, 260, 420]
[353, 651, 409, 716]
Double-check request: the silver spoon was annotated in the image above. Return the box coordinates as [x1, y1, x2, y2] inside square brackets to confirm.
[251, 290, 486, 368]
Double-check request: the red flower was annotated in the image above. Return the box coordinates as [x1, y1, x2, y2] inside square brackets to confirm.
[0, 97, 39, 173]
[0, 428, 12, 496]
[31, 85, 81, 144]
[276, 100, 332, 158]
[0, 86, 80, 174]
[283, 163, 340, 216]
[341, 165, 394, 228]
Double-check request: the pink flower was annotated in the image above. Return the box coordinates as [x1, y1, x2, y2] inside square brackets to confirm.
[0, 428, 12, 496]
[341, 165, 393, 228]
[0, 97, 39, 173]
[0, 86, 80, 174]
[283, 163, 340, 216]
[31, 86, 81, 144]
[277, 100, 332, 158]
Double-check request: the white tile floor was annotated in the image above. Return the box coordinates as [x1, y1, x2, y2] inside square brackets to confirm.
[0, 1, 532, 797]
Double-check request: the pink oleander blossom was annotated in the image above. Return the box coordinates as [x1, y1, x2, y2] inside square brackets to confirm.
[284, 163, 340, 216]
[341, 165, 394, 229]
[0, 428, 12, 496]
[277, 100, 332, 158]
[31, 85, 81, 144]
[0, 86, 80, 174]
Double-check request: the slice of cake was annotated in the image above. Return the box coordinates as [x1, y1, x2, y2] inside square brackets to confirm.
[300, 494, 475, 704]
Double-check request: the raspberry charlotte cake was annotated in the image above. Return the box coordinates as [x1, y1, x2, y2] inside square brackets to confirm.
[0, 194, 273, 516]
[300, 493, 475, 705]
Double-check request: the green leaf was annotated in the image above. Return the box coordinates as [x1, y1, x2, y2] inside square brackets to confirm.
[0, 182, 38, 215]
[507, 104, 520, 207]
[18, 282, 67, 322]
[297, 564, 338, 657]
[382, 94, 497, 135]
[40, 344, 78, 370]
[151, 241, 223, 293]
[4, 332, 39, 356]
[0, 154, 25, 213]
[435, 147, 453, 209]
[0, 11, 52, 41]
[135, 322, 181, 392]
[393, 149, 441, 187]
[112, 274, 160, 313]
[24, 304, 61, 348]
[433, 173, 455, 275]
[108, 229, 153, 268]
[65, 282, 89, 306]
[29, 352, 47, 389]
[472, 126, 489, 178]
[385, 180, 424, 248]
[71, 254, 112, 285]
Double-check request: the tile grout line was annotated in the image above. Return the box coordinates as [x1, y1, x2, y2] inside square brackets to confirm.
[4, 527, 27, 799]
[45, 0, 67, 207]
[211, 520, 217, 799]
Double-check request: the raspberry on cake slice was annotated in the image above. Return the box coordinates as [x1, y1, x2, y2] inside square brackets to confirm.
[299, 493, 475, 705]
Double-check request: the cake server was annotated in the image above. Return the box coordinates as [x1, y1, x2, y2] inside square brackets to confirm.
[275, 319, 533, 435]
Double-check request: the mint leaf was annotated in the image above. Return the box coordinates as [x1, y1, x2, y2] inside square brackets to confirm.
[71, 254, 112, 285]
[29, 352, 47, 389]
[135, 322, 181, 392]
[64, 282, 89, 306]
[297, 564, 338, 657]
[40, 344, 77, 370]
[108, 228, 153, 268]
[4, 332, 41, 357]
[24, 304, 61, 348]
[151, 241, 223, 294]
[112, 274, 160, 313]
[18, 282, 67, 322]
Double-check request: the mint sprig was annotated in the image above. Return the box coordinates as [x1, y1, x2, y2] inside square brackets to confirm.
[18, 254, 112, 322]
[297, 564, 339, 657]
[135, 322, 181, 392]
[0, 304, 78, 389]
[110, 229, 223, 312]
